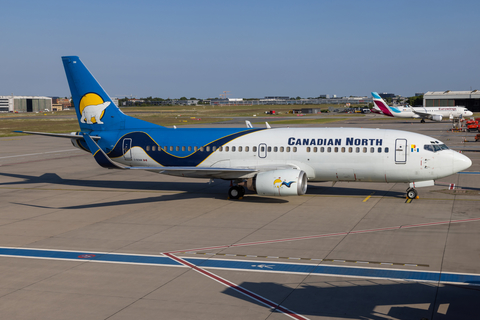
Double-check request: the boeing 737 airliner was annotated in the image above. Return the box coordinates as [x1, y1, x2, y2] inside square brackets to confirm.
[372, 92, 473, 123]
[17, 57, 472, 199]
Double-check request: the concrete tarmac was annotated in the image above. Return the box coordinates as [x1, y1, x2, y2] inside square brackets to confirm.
[0, 116, 480, 320]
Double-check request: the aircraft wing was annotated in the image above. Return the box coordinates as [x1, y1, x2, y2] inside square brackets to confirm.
[14, 131, 101, 140]
[407, 106, 432, 118]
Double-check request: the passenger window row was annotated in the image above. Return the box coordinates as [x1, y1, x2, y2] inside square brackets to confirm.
[144, 145, 389, 154]
[306, 146, 389, 153]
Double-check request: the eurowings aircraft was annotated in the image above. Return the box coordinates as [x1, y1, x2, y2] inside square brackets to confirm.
[17, 57, 472, 199]
[372, 92, 473, 123]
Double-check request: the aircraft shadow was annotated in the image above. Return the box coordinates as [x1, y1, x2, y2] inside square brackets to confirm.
[0, 172, 289, 208]
[307, 185, 405, 198]
[223, 280, 480, 319]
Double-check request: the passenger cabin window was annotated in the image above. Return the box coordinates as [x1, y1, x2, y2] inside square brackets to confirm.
[225, 146, 229, 152]
[238, 146, 242, 152]
[176, 146, 179, 151]
[378, 147, 382, 153]
[280, 147, 284, 152]
[182, 146, 186, 151]
[348, 147, 352, 153]
[327, 147, 331, 153]
[286, 147, 291, 152]
[274, 146, 278, 152]
[199, 146, 204, 152]
[320, 147, 324, 153]
[188, 146, 192, 151]
[306, 147, 311, 152]
[253, 146, 257, 152]
[146, 146, 150, 151]
[385, 147, 389, 153]
[152, 146, 156, 151]
[170, 146, 174, 152]
[232, 146, 236, 152]
[356, 147, 360, 153]
[370, 147, 374, 153]
[245, 146, 249, 152]
[293, 147, 297, 152]
[313, 147, 317, 152]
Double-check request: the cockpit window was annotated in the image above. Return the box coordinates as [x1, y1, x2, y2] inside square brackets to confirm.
[424, 144, 449, 152]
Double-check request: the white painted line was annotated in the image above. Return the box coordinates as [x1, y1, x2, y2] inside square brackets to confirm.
[0, 149, 80, 159]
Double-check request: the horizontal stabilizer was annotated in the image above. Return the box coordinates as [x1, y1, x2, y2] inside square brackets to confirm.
[14, 131, 101, 140]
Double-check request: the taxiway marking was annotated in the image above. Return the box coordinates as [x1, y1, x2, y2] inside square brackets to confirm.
[163, 253, 309, 320]
[0, 247, 479, 286]
[186, 252, 429, 267]
[0, 149, 79, 159]
[166, 217, 480, 254]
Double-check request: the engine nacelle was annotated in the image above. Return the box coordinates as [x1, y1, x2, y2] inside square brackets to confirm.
[244, 169, 308, 196]
[70, 132, 89, 152]
[431, 114, 442, 121]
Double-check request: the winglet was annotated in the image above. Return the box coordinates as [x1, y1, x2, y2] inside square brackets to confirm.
[82, 134, 126, 169]
[245, 120, 253, 128]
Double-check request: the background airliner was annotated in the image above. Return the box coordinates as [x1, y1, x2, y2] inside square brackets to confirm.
[17, 57, 472, 199]
[372, 92, 473, 123]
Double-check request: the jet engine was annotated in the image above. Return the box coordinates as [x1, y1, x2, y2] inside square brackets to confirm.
[431, 114, 443, 121]
[243, 169, 308, 196]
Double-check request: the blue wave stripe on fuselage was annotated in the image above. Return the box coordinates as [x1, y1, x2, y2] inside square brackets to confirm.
[106, 128, 266, 166]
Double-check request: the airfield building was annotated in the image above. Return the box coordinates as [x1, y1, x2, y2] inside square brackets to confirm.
[424, 90, 480, 112]
[0, 96, 52, 112]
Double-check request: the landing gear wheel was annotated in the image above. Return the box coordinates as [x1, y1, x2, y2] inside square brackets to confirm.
[420, 119, 426, 123]
[228, 186, 245, 200]
[406, 188, 418, 199]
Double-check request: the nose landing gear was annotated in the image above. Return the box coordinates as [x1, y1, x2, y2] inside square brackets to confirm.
[406, 187, 418, 199]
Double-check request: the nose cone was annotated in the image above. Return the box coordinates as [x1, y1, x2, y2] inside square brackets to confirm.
[453, 152, 472, 173]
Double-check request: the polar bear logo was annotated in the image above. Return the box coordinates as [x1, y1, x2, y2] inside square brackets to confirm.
[81, 101, 111, 124]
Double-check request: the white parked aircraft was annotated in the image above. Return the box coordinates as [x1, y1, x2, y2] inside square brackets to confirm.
[17, 57, 472, 199]
[372, 92, 473, 123]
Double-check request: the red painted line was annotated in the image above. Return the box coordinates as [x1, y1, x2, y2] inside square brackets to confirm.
[166, 218, 480, 254]
[163, 253, 309, 320]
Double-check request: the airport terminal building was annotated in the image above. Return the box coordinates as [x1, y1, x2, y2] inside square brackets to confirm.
[424, 90, 480, 112]
[0, 96, 52, 112]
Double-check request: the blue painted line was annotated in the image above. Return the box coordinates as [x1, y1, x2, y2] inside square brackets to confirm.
[185, 257, 480, 285]
[2, 247, 480, 285]
[0, 247, 181, 266]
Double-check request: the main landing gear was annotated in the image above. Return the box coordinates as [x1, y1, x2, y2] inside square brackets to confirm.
[420, 119, 426, 123]
[406, 187, 418, 199]
[228, 185, 245, 200]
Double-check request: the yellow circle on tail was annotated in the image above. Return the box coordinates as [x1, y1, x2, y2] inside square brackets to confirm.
[79, 93, 105, 124]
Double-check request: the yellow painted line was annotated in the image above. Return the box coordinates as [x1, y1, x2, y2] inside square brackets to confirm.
[362, 192, 375, 202]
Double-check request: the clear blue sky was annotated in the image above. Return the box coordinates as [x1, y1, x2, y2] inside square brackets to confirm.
[2, 0, 479, 99]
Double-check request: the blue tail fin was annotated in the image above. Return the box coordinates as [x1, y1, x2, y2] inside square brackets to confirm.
[62, 56, 158, 132]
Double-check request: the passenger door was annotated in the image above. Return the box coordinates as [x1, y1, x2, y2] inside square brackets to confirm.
[395, 139, 407, 164]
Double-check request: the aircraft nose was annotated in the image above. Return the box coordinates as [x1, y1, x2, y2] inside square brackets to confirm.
[453, 151, 472, 173]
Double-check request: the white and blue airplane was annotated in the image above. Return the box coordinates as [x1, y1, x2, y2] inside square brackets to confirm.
[18, 57, 472, 199]
[372, 92, 473, 123]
